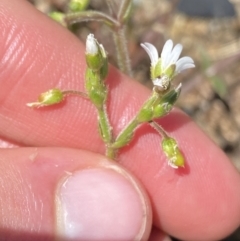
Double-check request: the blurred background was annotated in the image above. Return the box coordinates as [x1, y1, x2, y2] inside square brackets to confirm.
[29, 0, 240, 240]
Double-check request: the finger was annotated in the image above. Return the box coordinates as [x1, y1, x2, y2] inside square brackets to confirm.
[0, 1, 240, 241]
[148, 227, 172, 241]
[0, 147, 152, 241]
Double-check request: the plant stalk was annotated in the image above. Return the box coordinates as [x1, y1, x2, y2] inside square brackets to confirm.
[149, 121, 169, 139]
[113, 27, 132, 77]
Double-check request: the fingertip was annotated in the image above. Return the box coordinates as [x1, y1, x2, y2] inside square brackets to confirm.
[0, 148, 152, 240]
[56, 161, 152, 240]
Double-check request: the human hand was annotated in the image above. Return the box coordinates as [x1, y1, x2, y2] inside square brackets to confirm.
[0, 1, 239, 240]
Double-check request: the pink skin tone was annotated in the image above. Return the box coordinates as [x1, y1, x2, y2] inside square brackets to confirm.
[0, 0, 240, 240]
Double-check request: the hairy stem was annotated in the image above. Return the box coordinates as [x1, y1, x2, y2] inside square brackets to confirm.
[113, 27, 132, 77]
[97, 106, 113, 144]
[117, 0, 132, 22]
[106, 146, 117, 159]
[62, 90, 89, 99]
[111, 117, 139, 149]
[149, 121, 169, 139]
[64, 10, 118, 28]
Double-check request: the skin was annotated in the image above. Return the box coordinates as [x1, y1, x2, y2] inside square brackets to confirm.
[0, 0, 240, 240]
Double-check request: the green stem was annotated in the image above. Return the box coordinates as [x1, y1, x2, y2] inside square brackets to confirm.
[62, 90, 89, 99]
[97, 105, 112, 144]
[64, 10, 118, 28]
[105, 146, 117, 160]
[113, 27, 132, 77]
[111, 117, 139, 149]
[97, 105, 117, 160]
[149, 121, 169, 139]
[117, 0, 132, 23]
[105, 0, 117, 16]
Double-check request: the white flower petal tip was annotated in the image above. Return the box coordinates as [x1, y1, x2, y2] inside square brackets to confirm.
[176, 56, 195, 74]
[161, 39, 194, 73]
[175, 83, 182, 92]
[140, 42, 159, 65]
[168, 161, 178, 169]
[168, 159, 185, 169]
[86, 33, 98, 55]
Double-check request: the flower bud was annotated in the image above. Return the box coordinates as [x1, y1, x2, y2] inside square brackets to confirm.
[153, 83, 181, 118]
[85, 34, 107, 71]
[162, 137, 184, 168]
[68, 0, 89, 12]
[48, 12, 66, 27]
[26, 89, 64, 108]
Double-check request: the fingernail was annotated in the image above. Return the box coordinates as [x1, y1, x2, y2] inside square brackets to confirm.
[55, 166, 151, 240]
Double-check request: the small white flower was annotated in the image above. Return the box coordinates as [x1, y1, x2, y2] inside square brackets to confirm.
[141, 39, 195, 90]
[86, 34, 98, 55]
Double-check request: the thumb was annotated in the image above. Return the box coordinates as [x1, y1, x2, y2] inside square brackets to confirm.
[0, 147, 152, 241]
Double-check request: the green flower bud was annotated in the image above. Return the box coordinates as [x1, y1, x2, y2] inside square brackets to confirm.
[68, 0, 89, 12]
[26, 89, 64, 108]
[152, 83, 181, 119]
[48, 12, 66, 27]
[85, 34, 107, 71]
[161, 83, 181, 104]
[162, 137, 184, 168]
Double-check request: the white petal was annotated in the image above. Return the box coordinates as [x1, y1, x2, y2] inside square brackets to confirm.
[176, 56, 195, 73]
[168, 161, 178, 168]
[161, 39, 173, 69]
[167, 44, 183, 66]
[144, 43, 159, 64]
[175, 82, 182, 92]
[86, 34, 98, 55]
[176, 56, 194, 66]
[176, 63, 195, 73]
[140, 43, 159, 65]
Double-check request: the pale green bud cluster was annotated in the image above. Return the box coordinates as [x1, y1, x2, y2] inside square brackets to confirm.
[162, 138, 185, 168]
